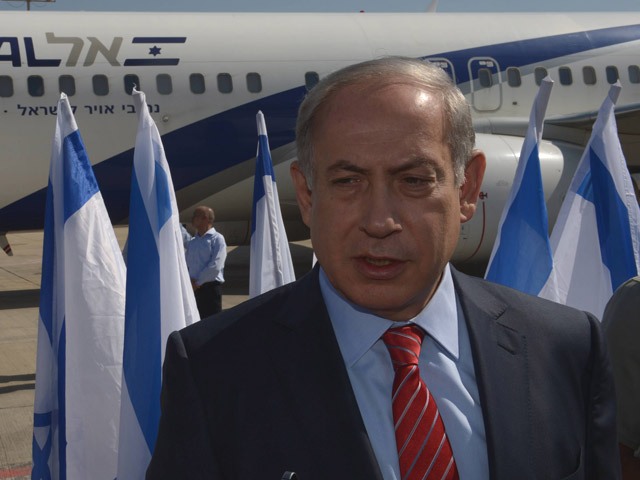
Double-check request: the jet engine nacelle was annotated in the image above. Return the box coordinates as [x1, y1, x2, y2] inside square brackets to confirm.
[452, 133, 583, 267]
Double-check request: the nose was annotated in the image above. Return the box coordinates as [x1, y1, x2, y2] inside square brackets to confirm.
[359, 186, 402, 238]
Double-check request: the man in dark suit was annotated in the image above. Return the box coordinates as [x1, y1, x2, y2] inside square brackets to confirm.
[147, 57, 620, 479]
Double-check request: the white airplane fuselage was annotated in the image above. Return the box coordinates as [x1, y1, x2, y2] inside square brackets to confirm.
[1, 11, 639, 263]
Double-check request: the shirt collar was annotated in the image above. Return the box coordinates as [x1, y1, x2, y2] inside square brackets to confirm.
[197, 227, 216, 238]
[413, 264, 459, 360]
[320, 264, 459, 368]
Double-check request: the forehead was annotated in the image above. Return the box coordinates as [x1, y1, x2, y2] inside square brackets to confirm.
[312, 82, 447, 162]
[319, 82, 443, 132]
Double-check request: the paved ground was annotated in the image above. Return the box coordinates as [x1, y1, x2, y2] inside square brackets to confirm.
[0, 228, 313, 479]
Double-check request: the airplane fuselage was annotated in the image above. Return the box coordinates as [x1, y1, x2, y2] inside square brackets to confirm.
[2, 11, 639, 263]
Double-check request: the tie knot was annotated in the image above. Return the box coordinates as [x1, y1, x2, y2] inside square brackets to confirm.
[382, 325, 425, 367]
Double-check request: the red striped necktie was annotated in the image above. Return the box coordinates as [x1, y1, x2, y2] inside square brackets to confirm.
[382, 325, 459, 480]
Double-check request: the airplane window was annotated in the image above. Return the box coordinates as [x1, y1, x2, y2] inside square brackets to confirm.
[59, 75, 76, 96]
[606, 66, 619, 84]
[157, 74, 173, 95]
[558, 67, 573, 85]
[246, 72, 262, 93]
[305, 72, 319, 91]
[217, 73, 233, 94]
[28, 75, 44, 97]
[92, 75, 109, 96]
[506, 67, 521, 87]
[0, 76, 14, 97]
[190, 73, 205, 94]
[124, 74, 139, 95]
[582, 66, 597, 85]
[478, 68, 493, 88]
[629, 65, 640, 84]
[58, 75, 76, 97]
[425, 58, 456, 82]
[534, 67, 548, 86]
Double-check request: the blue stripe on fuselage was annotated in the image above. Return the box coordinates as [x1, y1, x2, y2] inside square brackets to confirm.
[423, 23, 640, 86]
[0, 85, 305, 230]
[1, 23, 638, 231]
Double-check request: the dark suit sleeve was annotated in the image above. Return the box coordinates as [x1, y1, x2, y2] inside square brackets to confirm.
[585, 312, 622, 480]
[146, 331, 222, 479]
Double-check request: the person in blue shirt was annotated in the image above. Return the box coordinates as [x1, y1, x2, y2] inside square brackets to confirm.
[185, 205, 227, 317]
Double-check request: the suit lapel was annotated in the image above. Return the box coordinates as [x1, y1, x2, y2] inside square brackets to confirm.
[452, 269, 533, 479]
[262, 267, 534, 478]
[265, 268, 383, 479]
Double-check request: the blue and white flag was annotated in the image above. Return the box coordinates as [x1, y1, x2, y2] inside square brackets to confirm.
[485, 77, 557, 296]
[249, 111, 295, 297]
[117, 90, 200, 479]
[32, 93, 126, 480]
[539, 83, 640, 319]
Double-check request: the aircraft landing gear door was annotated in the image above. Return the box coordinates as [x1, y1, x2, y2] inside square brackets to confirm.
[468, 57, 502, 112]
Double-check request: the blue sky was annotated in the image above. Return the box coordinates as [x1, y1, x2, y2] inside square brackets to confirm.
[0, 0, 638, 12]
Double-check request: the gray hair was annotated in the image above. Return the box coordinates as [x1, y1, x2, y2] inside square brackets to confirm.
[295, 56, 475, 186]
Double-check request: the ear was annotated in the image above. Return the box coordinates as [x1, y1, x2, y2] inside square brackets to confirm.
[290, 161, 313, 227]
[459, 150, 486, 223]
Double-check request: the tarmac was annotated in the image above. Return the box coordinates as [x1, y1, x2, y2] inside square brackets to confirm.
[0, 227, 314, 479]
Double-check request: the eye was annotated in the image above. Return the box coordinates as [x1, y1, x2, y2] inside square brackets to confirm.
[398, 172, 438, 197]
[331, 176, 360, 185]
[402, 175, 435, 187]
[403, 176, 427, 185]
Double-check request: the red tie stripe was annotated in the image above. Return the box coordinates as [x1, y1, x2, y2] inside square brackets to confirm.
[382, 325, 459, 480]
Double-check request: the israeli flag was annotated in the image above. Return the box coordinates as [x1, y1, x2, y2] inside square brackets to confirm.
[485, 77, 557, 296]
[249, 111, 295, 298]
[539, 83, 640, 319]
[32, 94, 126, 480]
[117, 90, 200, 479]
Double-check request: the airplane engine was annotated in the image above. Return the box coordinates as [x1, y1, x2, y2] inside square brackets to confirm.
[452, 133, 583, 268]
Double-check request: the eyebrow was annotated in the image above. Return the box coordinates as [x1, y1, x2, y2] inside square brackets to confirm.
[326, 157, 439, 176]
[388, 157, 438, 176]
[326, 160, 368, 175]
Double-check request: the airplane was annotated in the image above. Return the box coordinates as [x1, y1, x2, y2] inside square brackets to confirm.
[1, 10, 639, 266]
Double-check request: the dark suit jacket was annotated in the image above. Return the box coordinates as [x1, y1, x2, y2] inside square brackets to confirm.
[146, 267, 620, 480]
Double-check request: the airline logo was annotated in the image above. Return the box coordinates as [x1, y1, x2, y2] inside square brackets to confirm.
[0, 34, 187, 67]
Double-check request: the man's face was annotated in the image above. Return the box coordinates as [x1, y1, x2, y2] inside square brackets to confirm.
[292, 82, 484, 321]
[191, 208, 209, 232]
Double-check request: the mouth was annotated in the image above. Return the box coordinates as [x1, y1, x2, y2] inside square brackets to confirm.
[355, 255, 405, 280]
[364, 257, 394, 267]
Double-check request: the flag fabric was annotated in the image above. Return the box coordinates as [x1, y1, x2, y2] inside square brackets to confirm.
[485, 77, 557, 296]
[539, 82, 640, 319]
[249, 111, 295, 297]
[32, 93, 126, 479]
[117, 89, 200, 479]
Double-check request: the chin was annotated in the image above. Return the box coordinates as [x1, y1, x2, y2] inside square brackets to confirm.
[347, 293, 416, 318]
